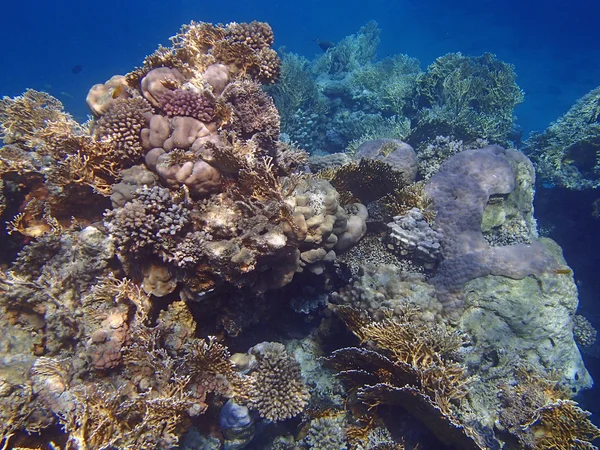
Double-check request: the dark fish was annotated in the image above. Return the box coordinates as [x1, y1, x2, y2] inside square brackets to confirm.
[112, 84, 126, 99]
[71, 64, 83, 74]
[313, 38, 335, 52]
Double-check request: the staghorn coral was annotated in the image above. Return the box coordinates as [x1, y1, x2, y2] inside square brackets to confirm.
[497, 368, 599, 449]
[93, 96, 153, 164]
[524, 400, 600, 450]
[246, 342, 310, 422]
[0, 89, 69, 146]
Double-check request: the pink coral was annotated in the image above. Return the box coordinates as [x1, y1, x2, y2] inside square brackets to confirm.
[159, 89, 216, 122]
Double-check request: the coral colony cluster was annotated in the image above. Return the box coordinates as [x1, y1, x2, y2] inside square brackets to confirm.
[0, 19, 599, 450]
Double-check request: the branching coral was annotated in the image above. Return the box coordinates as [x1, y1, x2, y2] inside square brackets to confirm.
[415, 52, 524, 144]
[159, 89, 216, 122]
[348, 54, 421, 115]
[497, 369, 600, 449]
[523, 85, 600, 190]
[246, 342, 310, 422]
[93, 96, 153, 164]
[104, 185, 191, 259]
[220, 79, 280, 145]
[0, 89, 71, 146]
[324, 306, 484, 449]
[311, 21, 381, 76]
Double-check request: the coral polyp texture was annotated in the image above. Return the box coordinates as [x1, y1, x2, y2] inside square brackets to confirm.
[0, 18, 596, 450]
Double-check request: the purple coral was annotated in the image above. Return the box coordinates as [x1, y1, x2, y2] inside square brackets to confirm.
[159, 89, 216, 123]
[424, 145, 558, 310]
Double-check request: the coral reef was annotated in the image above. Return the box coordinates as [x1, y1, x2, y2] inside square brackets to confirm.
[0, 17, 596, 450]
[414, 52, 524, 145]
[325, 306, 485, 449]
[268, 23, 523, 155]
[524, 85, 600, 189]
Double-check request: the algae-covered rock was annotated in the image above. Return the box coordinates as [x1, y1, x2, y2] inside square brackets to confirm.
[459, 238, 592, 394]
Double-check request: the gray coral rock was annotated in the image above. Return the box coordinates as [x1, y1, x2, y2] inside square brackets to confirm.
[386, 207, 443, 268]
[424, 145, 558, 312]
[459, 238, 592, 394]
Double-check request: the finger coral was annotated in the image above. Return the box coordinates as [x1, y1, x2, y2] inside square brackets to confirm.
[159, 88, 216, 122]
[104, 185, 191, 259]
[246, 342, 310, 422]
[93, 96, 153, 164]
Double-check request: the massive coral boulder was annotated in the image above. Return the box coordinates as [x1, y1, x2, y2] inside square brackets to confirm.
[424, 145, 557, 312]
[459, 238, 592, 395]
[353, 138, 418, 183]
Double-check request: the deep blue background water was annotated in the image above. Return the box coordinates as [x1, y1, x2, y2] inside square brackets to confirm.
[2, 0, 600, 136]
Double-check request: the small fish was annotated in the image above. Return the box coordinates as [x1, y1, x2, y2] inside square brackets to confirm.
[71, 64, 83, 74]
[313, 38, 335, 52]
[111, 84, 126, 99]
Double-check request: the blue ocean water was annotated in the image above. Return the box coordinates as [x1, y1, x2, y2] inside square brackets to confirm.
[2, 0, 600, 135]
[2, 0, 600, 445]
